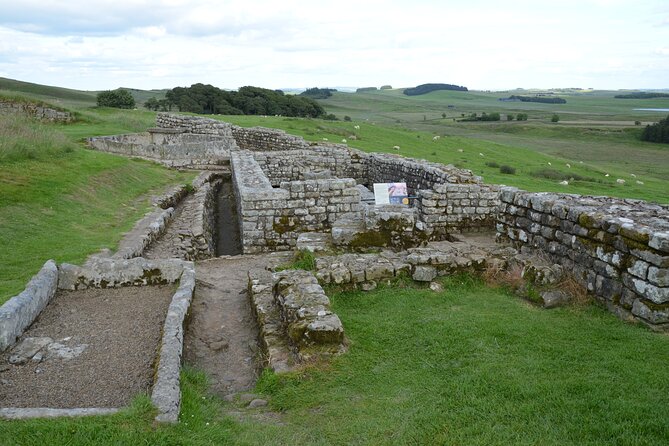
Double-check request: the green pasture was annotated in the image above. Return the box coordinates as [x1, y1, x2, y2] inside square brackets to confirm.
[2, 277, 668, 445]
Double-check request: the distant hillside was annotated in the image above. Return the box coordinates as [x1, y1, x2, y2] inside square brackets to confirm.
[403, 83, 468, 96]
[0, 77, 168, 107]
[0, 77, 96, 103]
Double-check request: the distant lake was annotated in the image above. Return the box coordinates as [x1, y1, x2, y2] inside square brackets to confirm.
[633, 108, 669, 112]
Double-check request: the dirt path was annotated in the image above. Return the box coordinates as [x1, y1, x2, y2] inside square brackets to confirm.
[184, 254, 290, 398]
[0, 285, 174, 408]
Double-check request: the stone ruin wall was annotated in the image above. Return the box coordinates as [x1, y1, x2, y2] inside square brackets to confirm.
[0, 100, 73, 123]
[497, 188, 669, 329]
[231, 151, 362, 253]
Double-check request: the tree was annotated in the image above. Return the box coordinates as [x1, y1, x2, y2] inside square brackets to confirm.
[441, 112, 447, 119]
[551, 114, 560, 123]
[97, 89, 135, 109]
[506, 114, 514, 121]
[640, 114, 669, 144]
[144, 97, 160, 111]
[516, 113, 528, 121]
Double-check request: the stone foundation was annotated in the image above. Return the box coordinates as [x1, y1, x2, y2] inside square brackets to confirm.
[0, 100, 73, 123]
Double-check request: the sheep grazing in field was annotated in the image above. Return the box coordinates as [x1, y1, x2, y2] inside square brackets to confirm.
[616, 179, 625, 184]
[636, 180, 644, 185]
[457, 149, 464, 153]
[354, 125, 360, 130]
[559, 180, 569, 185]
[479, 153, 485, 157]
[341, 139, 347, 143]
[630, 173, 637, 178]
[566, 163, 571, 168]
[548, 162, 552, 166]
[322, 138, 328, 141]
[393, 145, 400, 150]
[433, 135, 440, 141]
[605, 173, 609, 177]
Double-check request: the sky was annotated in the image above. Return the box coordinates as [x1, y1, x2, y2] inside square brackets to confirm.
[0, 0, 668, 92]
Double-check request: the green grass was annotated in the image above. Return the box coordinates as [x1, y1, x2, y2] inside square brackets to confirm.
[3, 277, 668, 445]
[216, 115, 668, 203]
[0, 112, 192, 303]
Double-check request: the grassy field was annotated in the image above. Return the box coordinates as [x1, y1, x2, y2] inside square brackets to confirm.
[0, 111, 193, 304]
[217, 115, 668, 203]
[2, 276, 668, 445]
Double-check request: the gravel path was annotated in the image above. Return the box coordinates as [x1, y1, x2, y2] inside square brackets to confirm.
[184, 254, 290, 397]
[0, 285, 175, 408]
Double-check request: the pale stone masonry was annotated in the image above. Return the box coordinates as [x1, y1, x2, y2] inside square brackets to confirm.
[496, 188, 669, 328]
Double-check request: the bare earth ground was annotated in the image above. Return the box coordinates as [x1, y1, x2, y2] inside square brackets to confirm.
[0, 285, 174, 408]
[184, 253, 290, 398]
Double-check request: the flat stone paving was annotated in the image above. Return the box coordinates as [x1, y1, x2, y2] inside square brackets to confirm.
[143, 193, 201, 260]
[0, 285, 174, 408]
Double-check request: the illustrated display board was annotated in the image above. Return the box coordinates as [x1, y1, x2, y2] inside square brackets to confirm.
[373, 182, 409, 205]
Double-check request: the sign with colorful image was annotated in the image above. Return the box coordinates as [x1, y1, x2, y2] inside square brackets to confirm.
[373, 182, 409, 205]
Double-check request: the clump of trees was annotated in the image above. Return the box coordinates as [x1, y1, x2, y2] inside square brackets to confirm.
[96, 89, 135, 109]
[640, 114, 669, 144]
[300, 87, 337, 99]
[356, 87, 378, 93]
[144, 84, 326, 118]
[380, 85, 392, 90]
[615, 92, 669, 99]
[551, 114, 560, 123]
[507, 95, 566, 104]
[516, 113, 528, 121]
[404, 83, 468, 96]
[460, 112, 500, 122]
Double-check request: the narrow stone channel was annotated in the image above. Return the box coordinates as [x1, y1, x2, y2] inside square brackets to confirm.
[215, 180, 242, 256]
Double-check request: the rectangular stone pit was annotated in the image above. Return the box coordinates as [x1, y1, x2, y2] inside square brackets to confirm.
[0, 258, 195, 423]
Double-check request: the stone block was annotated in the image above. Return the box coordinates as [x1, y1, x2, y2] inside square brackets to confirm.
[413, 266, 437, 282]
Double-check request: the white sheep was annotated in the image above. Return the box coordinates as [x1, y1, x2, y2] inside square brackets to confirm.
[433, 135, 441, 141]
[566, 163, 571, 168]
[354, 125, 360, 130]
[630, 173, 637, 178]
[559, 180, 569, 185]
[616, 179, 625, 184]
[636, 180, 644, 185]
[322, 138, 328, 141]
[342, 139, 347, 143]
[605, 173, 609, 177]
[479, 153, 484, 157]
[548, 162, 552, 166]
[457, 149, 464, 153]
[393, 145, 400, 150]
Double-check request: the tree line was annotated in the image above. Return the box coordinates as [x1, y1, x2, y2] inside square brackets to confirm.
[299, 87, 337, 99]
[507, 95, 566, 104]
[615, 92, 669, 99]
[404, 83, 468, 96]
[144, 84, 326, 118]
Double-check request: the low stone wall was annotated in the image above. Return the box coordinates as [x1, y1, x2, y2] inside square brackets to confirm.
[366, 152, 481, 192]
[152, 262, 196, 423]
[0, 260, 58, 351]
[112, 208, 175, 260]
[232, 125, 310, 151]
[417, 183, 500, 235]
[232, 151, 363, 253]
[496, 188, 669, 329]
[87, 131, 234, 164]
[249, 269, 345, 371]
[0, 100, 73, 123]
[252, 145, 367, 185]
[188, 179, 220, 259]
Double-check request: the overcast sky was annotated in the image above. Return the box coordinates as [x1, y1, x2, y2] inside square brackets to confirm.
[0, 0, 667, 91]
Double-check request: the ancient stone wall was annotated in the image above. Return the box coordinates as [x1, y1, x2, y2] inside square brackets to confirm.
[0, 100, 73, 123]
[418, 183, 500, 235]
[366, 153, 481, 193]
[231, 151, 362, 253]
[496, 188, 669, 328]
[231, 126, 310, 151]
[252, 146, 367, 185]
